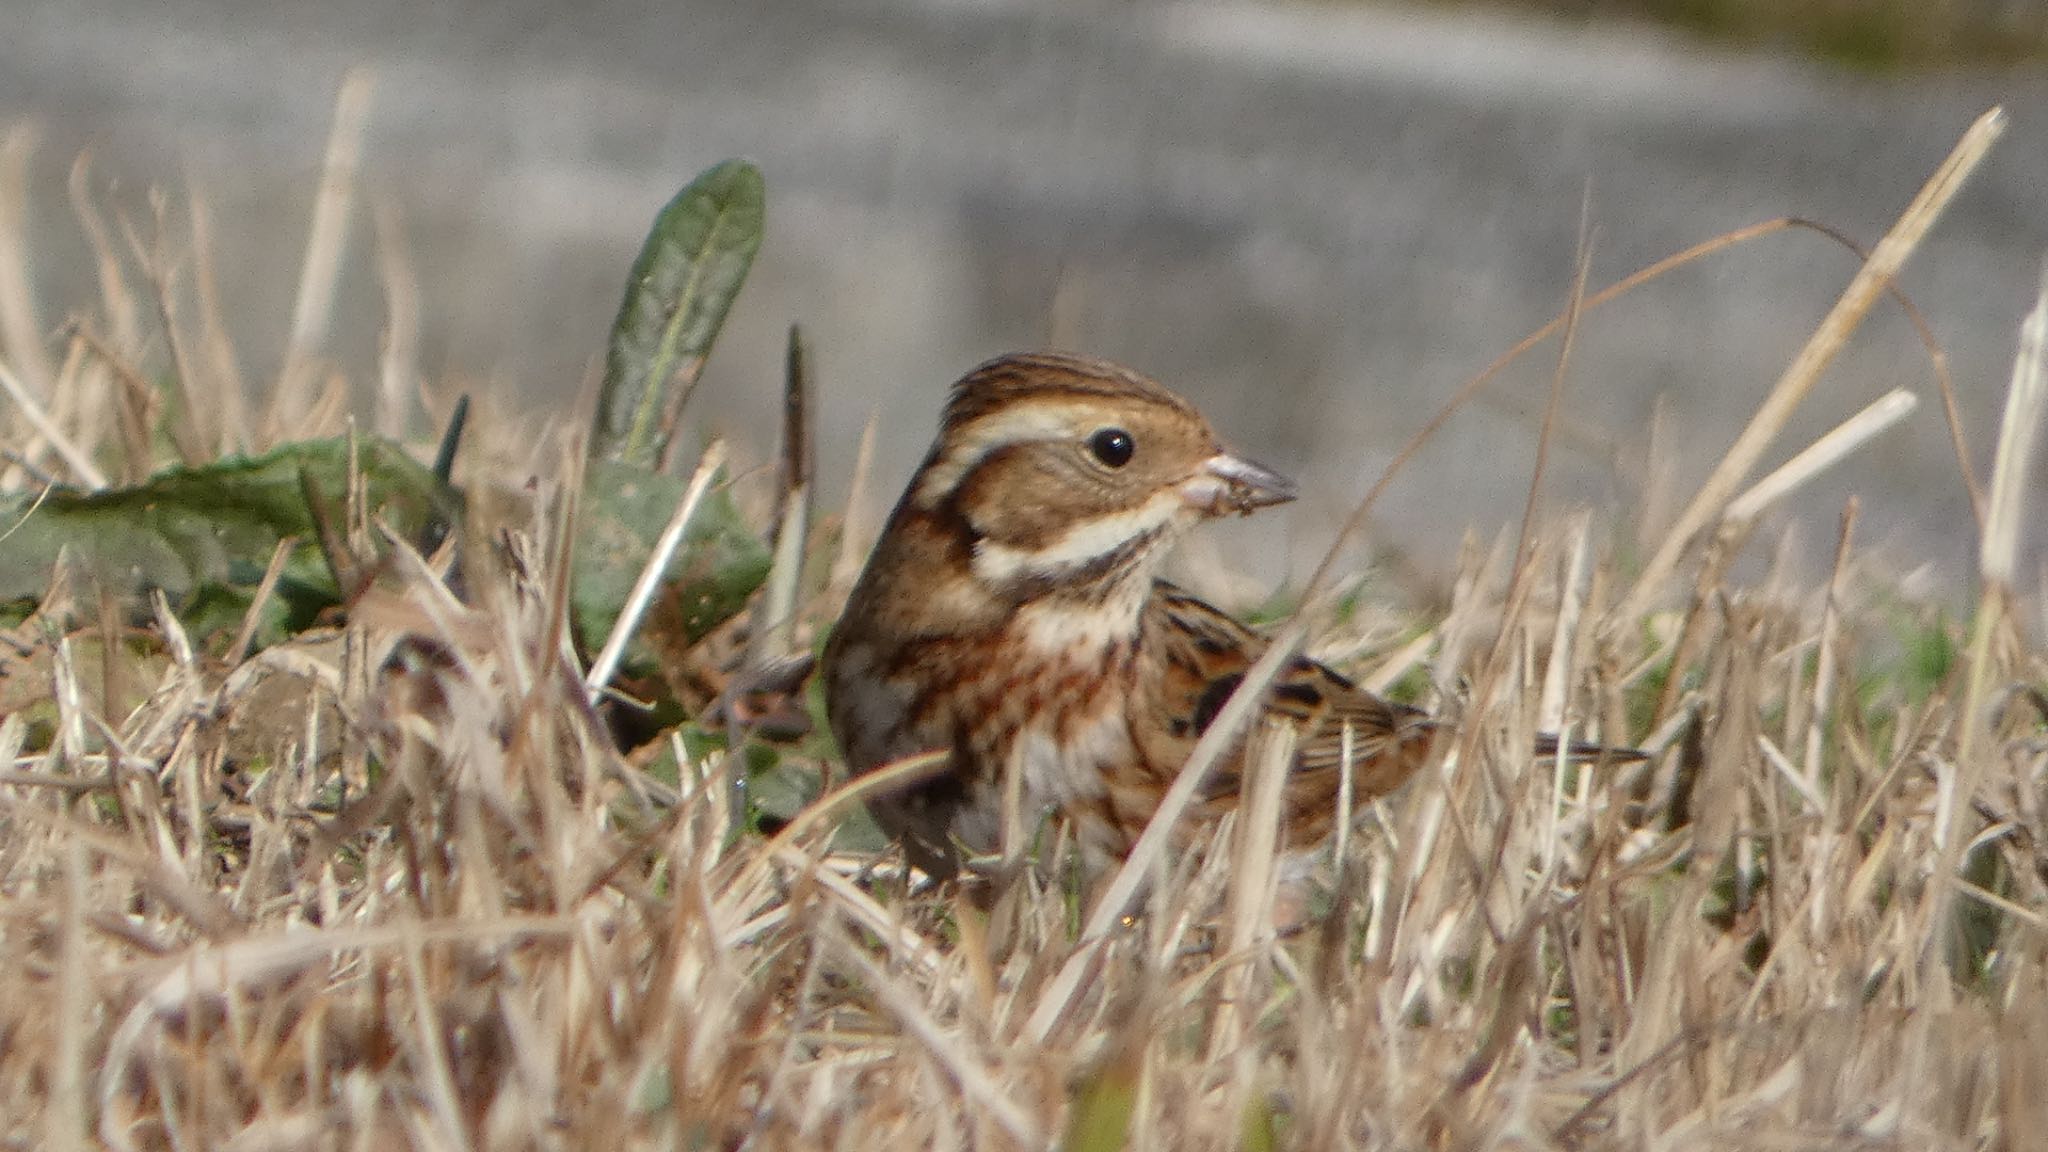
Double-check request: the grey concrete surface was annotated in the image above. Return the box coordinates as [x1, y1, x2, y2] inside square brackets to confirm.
[2, 0, 2045, 595]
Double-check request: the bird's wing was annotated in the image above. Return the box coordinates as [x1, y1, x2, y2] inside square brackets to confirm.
[1141, 583, 1435, 840]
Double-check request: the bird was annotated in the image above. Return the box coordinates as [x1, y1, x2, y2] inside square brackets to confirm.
[823, 351, 1616, 881]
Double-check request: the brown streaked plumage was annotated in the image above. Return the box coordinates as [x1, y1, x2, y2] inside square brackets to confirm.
[823, 352, 1605, 880]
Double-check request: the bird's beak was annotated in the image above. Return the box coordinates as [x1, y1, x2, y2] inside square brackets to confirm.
[1182, 452, 1297, 516]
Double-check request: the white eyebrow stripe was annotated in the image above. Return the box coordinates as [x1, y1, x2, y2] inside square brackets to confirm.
[971, 488, 1184, 585]
[914, 401, 1109, 508]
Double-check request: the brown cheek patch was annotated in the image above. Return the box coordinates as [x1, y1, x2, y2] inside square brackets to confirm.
[954, 450, 1065, 550]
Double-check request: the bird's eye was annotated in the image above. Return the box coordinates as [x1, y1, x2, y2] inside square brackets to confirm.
[1088, 428, 1135, 468]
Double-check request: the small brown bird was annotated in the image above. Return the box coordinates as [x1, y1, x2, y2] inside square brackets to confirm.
[824, 352, 1591, 880]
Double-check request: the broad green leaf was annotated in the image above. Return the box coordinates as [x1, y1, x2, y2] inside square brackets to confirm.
[594, 159, 765, 468]
[0, 441, 769, 690]
[573, 457, 771, 677]
[0, 437, 454, 647]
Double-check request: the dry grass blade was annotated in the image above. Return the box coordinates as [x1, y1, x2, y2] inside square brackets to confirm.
[1212, 722, 1296, 1054]
[0, 356, 107, 487]
[185, 184, 250, 454]
[1537, 512, 1591, 735]
[226, 535, 301, 665]
[1464, 210, 1594, 761]
[585, 439, 729, 694]
[398, 919, 471, 1152]
[1933, 255, 2048, 984]
[371, 193, 419, 441]
[133, 191, 209, 464]
[1791, 215, 1978, 527]
[826, 412, 879, 612]
[0, 126, 59, 398]
[1722, 389, 1919, 525]
[69, 154, 140, 352]
[0, 477, 53, 541]
[50, 839, 88, 1152]
[1539, 513, 1592, 867]
[753, 324, 814, 664]
[1976, 256, 2048, 592]
[270, 69, 373, 437]
[826, 933, 1043, 1149]
[68, 321, 157, 482]
[1803, 498, 1858, 790]
[764, 846, 946, 973]
[1507, 192, 1594, 589]
[1624, 107, 2004, 617]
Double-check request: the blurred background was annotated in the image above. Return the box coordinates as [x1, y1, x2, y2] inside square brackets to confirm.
[3, 0, 2045, 599]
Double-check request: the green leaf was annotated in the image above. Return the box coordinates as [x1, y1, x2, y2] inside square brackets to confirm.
[594, 160, 766, 468]
[0, 440, 770, 682]
[572, 457, 771, 676]
[1063, 1060, 1139, 1152]
[0, 438, 454, 647]
[1239, 1094, 1280, 1152]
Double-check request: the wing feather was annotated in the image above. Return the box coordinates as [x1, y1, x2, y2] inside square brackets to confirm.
[1139, 582, 1434, 827]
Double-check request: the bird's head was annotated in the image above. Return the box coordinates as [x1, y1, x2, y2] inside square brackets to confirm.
[912, 352, 1296, 597]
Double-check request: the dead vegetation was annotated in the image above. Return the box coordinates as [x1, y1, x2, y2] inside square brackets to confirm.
[0, 88, 2044, 1151]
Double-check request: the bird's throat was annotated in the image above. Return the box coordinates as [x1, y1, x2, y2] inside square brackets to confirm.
[1008, 573, 1152, 659]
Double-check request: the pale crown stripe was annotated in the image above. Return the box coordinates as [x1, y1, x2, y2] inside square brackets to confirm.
[915, 401, 1113, 508]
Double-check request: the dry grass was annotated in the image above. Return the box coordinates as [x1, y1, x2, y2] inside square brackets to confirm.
[3, 97, 2048, 1152]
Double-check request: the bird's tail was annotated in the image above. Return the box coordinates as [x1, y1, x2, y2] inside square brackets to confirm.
[1533, 732, 1648, 763]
